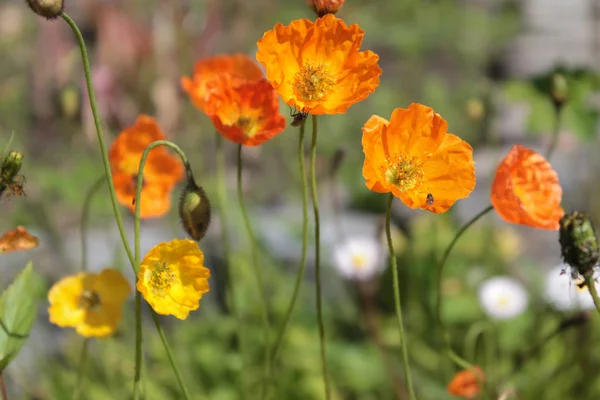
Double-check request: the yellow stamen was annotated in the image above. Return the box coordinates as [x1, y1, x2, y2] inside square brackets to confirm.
[294, 63, 335, 101]
[385, 156, 424, 192]
[352, 254, 366, 271]
[149, 261, 175, 296]
[78, 289, 101, 311]
[236, 116, 258, 137]
[497, 295, 509, 308]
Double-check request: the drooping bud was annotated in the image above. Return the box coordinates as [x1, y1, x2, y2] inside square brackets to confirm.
[551, 73, 568, 109]
[307, 0, 345, 17]
[179, 171, 211, 241]
[25, 0, 64, 20]
[559, 211, 600, 278]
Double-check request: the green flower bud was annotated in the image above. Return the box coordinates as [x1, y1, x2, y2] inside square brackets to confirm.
[26, 0, 64, 20]
[179, 173, 211, 242]
[551, 73, 568, 108]
[1, 151, 23, 182]
[559, 211, 600, 277]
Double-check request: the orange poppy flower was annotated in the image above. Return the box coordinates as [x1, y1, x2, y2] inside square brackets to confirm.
[109, 115, 184, 218]
[362, 103, 475, 213]
[256, 14, 381, 115]
[0, 226, 38, 253]
[447, 366, 485, 399]
[491, 145, 564, 230]
[203, 75, 286, 146]
[308, 0, 345, 16]
[181, 54, 264, 112]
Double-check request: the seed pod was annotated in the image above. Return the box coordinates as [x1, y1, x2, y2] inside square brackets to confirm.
[559, 211, 600, 277]
[26, 0, 64, 20]
[179, 173, 211, 241]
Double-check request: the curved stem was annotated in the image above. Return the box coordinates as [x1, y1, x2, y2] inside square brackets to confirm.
[584, 275, 600, 316]
[309, 115, 331, 399]
[270, 120, 309, 364]
[60, 12, 135, 268]
[215, 133, 246, 398]
[149, 308, 195, 400]
[72, 339, 89, 400]
[385, 194, 417, 400]
[80, 176, 105, 271]
[236, 144, 271, 397]
[134, 140, 193, 399]
[0, 372, 7, 400]
[545, 105, 563, 161]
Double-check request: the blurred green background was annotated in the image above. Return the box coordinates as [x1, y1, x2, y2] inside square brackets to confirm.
[2, 0, 600, 399]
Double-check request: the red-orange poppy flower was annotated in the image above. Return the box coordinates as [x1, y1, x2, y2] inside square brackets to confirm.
[181, 54, 264, 112]
[491, 145, 564, 230]
[108, 115, 184, 218]
[256, 14, 381, 115]
[362, 104, 475, 213]
[447, 366, 485, 399]
[0, 226, 38, 253]
[203, 75, 286, 146]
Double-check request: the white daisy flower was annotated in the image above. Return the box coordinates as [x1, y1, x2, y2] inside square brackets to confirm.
[332, 236, 385, 281]
[544, 265, 598, 311]
[478, 277, 529, 320]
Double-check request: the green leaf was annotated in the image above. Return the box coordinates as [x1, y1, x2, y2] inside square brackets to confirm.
[0, 262, 39, 370]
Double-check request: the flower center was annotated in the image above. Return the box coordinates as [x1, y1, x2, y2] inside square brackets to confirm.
[236, 116, 258, 137]
[78, 289, 101, 311]
[149, 261, 175, 296]
[385, 156, 424, 192]
[352, 254, 367, 271]
[294, 63, 335, 101]
[496, 295, 510, 308]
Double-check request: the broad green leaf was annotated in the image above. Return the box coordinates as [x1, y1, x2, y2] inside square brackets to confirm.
[0, 262, 39, 370]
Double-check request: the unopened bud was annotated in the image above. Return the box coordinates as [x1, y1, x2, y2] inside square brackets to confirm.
[1, 151, 23, 181]
[551, 73, 568, 108]
[26, 0, 64, 20]
[307, 0, 345, 17]
[466, 99, 485, 121]
[179, 172, 211, 241]
[559, 211, 599, 278]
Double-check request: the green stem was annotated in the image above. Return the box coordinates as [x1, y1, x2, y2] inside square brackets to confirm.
[149, 308, 194, 400]
[585, 275, 600, 316]
[385, 194, 417, 400]
[236, 144, 271, 397]
[80, 176, 105, 271]
[545, 105, 563, 161]
[270, 120, 309, 364]
[309, 115, 331, 399]
[215, 133, 246, 398]
[60, 12, 135, 269]
[0, 372, 7, 400]
[134, 140, 193, 399]
[72, 339, 89, 400]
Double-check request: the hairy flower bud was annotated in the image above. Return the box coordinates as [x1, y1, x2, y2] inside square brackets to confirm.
[26, 0, 64, 20]
[307, 0, 345, 17]
[559, 211, 600, 277]
[1, 151, 23, 181]
[179, 173, 211, 241]
[551, 73, 568, 108]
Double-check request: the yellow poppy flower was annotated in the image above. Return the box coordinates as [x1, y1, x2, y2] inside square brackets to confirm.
[137, 239, 210, 320]
[256, 14, 381, 115]
[48, 269, 131, 338]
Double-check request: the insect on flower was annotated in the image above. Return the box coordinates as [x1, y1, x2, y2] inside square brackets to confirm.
[290, 107, 308, 127]
[426, 193, 434, 206]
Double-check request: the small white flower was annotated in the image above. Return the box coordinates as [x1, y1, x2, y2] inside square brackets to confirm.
[478, 277, 529, 320]
[544, 265, 598, 311]
[332, 236, 385, 281]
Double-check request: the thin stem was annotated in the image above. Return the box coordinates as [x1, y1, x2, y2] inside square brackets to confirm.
[215, 133, 246, 398]
[309, 115, 331, 399]
[585, 275, 600, 316]
[0, 372, 8, 400]
[270, 120, 309, 364]
[134, 140, 193, 399]
[545, 105, 563, 161]
[236, 144, 271, 397]
[80, 176, 105, 271]
[385, 194, 417, 400]
[72, 339, 89, 400]
[148, 308, 194, 400]
[60, 12, 135, 268]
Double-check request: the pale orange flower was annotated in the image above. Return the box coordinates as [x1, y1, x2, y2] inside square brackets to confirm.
[108, 115, 184, 218]
[181, 54, 264, 112]
[0, 226, 38, 253]
[307, 0, 345, 16]
[447, 366, 485, 399]
[362, 104, 475, 213]
[256, 14, 381, 115]
[203, 75, 286, 146]
[491, 145, 564, 230]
